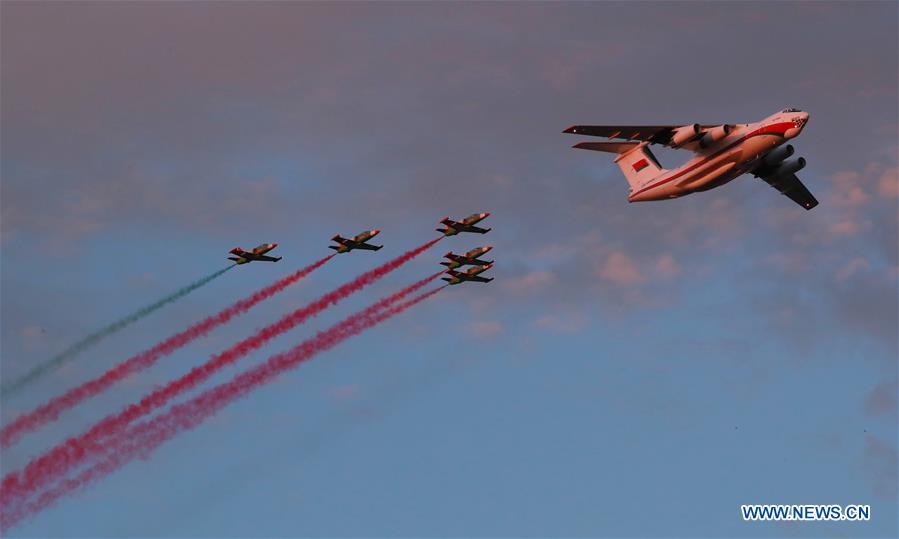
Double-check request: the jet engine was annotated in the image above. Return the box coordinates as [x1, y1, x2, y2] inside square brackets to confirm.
[775, 157, 806, 176]
[670, 124, 700, 147]
[699, 124, 732, 147]
[763, 144, 794, 166]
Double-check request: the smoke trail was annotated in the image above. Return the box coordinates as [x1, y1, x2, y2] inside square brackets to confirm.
[1, 255, 335, 448]
[1, 284, 445, 531]
[0, 238, 441, 505]
[1, 266, 234, 398]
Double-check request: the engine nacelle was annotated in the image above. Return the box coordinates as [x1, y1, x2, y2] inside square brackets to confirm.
[775, 157, 806, 176]
[670, 124, 700, 147]
[763, 144, 794, 166]
[699, 124, 732, 147]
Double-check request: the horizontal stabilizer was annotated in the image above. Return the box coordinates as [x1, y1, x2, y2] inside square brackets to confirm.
[573, 141, 640, 154]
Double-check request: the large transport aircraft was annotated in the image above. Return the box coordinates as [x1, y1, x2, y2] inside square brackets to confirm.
[564, 108, 818, 210]
[329, 230, 383, 253]
[228, 244, 281, 264]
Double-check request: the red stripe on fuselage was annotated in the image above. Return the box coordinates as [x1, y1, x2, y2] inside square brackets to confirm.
[629, 122, 794, 199]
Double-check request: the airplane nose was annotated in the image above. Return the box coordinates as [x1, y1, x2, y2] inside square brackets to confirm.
[271, 243, 278, 248]
[482, 212, 490, 218]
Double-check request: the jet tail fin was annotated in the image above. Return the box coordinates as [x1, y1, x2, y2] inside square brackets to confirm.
[574, 140, 668, 192]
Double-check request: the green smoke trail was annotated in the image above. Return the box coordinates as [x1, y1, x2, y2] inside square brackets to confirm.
[1, 266, 234, 398]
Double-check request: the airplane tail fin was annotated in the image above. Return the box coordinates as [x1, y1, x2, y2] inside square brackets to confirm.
[574, 141, 667, 191]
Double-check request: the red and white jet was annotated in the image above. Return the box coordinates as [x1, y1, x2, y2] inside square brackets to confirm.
[564, 108, 817, 210]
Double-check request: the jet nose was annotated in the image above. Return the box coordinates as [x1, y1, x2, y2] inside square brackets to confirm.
[484, 245, 493, 252]
[271, 243, 278, 248]
[482, 212, 490, 218]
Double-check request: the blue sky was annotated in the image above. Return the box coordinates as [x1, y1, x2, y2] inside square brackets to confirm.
[1, 2, 896, 537]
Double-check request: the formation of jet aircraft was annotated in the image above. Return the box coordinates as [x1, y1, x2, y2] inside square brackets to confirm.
[441, 246, 493, 269]
[227, 214, 498, 285]
[437, 214, 495, 285]
[564, 108, 818, 210]
[329, 230, 383, 253]
[228, 244, 281, 264]
[437, 213, 491, 236]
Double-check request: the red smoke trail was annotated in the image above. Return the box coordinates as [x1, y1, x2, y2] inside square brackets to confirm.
[1, 255, 334, 449]
[0, 238, 441, 508]
[1, 283, 445, 531]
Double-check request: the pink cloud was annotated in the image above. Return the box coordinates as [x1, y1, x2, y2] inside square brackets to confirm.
[598, 251, 644, 286]
[877, 165, 899, 198]
[863, 435, 898, 499]
[329, 384, 360, 401]
[533, 309, 587, 334]
[654, 254, 680, 279]
[502, 270, 556, 294]
[469, 320, 504, 338]
[834, 257, 870, 282]
[864, 381, 898, 417]
[829, 219, 864, 237]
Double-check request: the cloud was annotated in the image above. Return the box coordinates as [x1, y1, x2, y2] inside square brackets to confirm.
[469, 321, 504, 338]
[533, 309, 587, 334]
[501, 271, 556, 295]
[864, 381, 898, 418]
[329, 384, 360, 402]
[877, 165, 899, 198]
[863, 435, 898, 499]
[834, 257, 870, 282]
[654, 254, 680, 279]
[597, 251, 645, 286]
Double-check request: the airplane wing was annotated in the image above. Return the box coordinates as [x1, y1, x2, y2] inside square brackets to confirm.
[252, 255, 282, 262]
[759, 172, 819, 210]
[354, 242, 382, 251]
[563, 124, 718, 146]
[464, 225, 490, 234]
[331, 235, 349, 244]
[440, 218, 460, 227]
[466, 276, 493, 283]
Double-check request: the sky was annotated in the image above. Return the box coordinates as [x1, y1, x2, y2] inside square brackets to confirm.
[1, 1, 897, 537]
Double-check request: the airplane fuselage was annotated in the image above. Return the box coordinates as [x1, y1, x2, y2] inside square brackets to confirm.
[628, 111, 808, 202]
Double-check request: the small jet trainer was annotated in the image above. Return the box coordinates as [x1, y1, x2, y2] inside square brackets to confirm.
[440, 246, 494, 270]
[228, 243, 281, 264]
[564, 108, 818, 210]
[442, 263, 494, 285]
[437, 213, 491, 236]
[329, 230, 383, 253]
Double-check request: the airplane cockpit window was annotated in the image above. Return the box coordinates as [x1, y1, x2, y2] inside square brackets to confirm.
[782, 108, 801, 113]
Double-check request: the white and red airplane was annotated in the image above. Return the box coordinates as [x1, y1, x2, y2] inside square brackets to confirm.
[564, 108, 817, 210]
